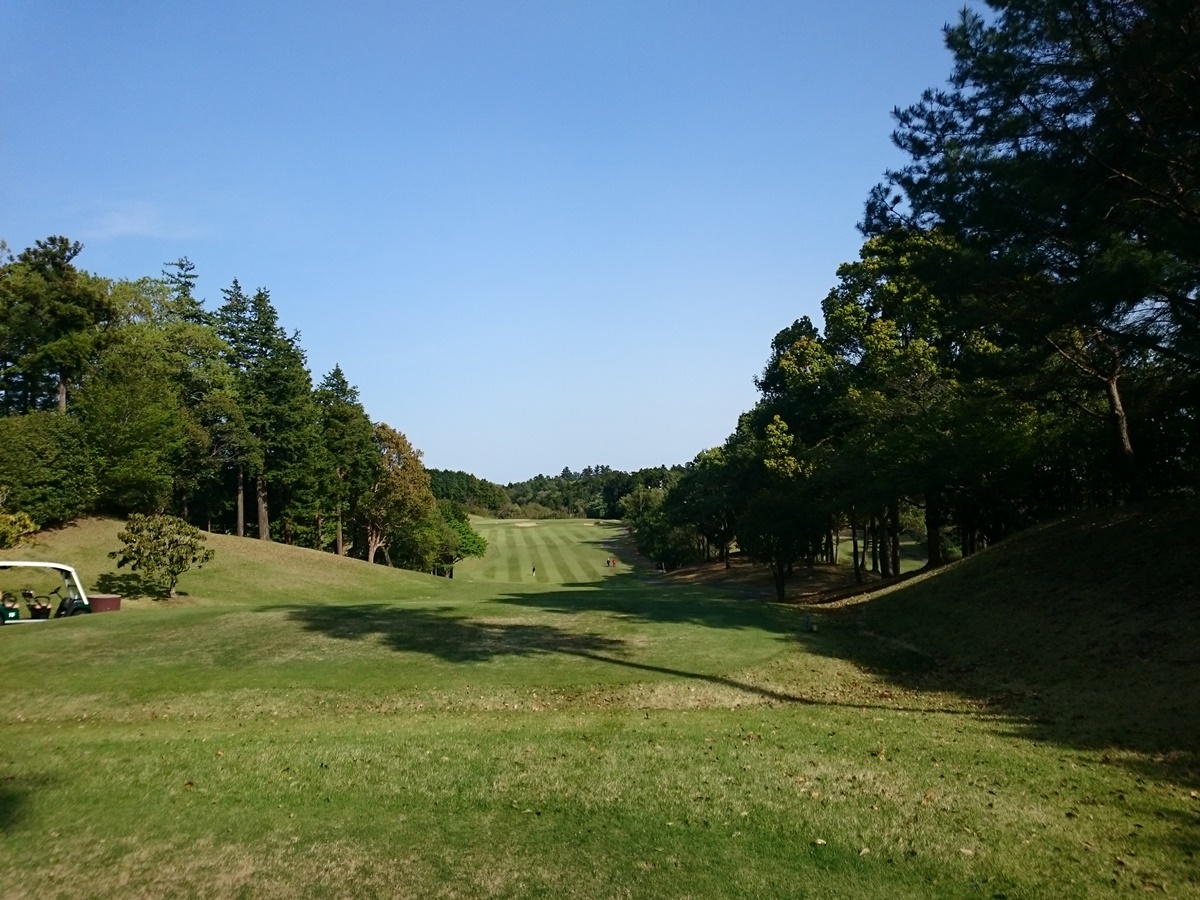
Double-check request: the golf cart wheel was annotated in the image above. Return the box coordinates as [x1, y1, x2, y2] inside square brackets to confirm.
[70, 606, 92, 616]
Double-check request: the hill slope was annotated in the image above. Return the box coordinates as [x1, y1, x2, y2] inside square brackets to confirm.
[810, 500, 1199, 770]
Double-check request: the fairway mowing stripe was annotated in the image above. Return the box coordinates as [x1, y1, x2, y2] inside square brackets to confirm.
[524, 528, 563, 583]
[506, 524, 527, 582]
[489, 525, 508, 580]
[479, 524, 505, 580]
[542, 530, 589, 584]
[465, 520, 515, 582]
[534, 531, 574, 584]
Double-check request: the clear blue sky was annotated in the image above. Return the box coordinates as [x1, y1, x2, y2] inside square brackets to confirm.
[3, 0, 967, 484]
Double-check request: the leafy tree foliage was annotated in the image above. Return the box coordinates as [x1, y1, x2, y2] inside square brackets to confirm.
[359, 423, 436, 564]
[867, 0, 1200, 498]
[0, 488, 38, 549]
[506, 465, 678, 520]
[0, 412, 96, 525]
[0, 237, 116, 413]
[74, 312, 189, 514]
[428, 469, 510, 514]
[393, 499, 489, 576]
[652, 0, 1200, 600]
[0, 240, 456, 577]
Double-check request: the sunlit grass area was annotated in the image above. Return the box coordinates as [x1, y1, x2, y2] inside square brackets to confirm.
[1, 510, 1196, 897]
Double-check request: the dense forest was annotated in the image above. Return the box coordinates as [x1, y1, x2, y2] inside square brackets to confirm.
[3, 1, 1196, 596]
[0, 247, 486, 575]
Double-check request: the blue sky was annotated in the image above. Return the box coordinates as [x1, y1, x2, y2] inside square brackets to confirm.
[3, 0, 967, 484]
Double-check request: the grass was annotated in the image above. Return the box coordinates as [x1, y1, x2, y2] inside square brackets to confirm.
[1, 508, 1197, 897]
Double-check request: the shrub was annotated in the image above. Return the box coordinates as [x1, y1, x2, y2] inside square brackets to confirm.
[109, 513, 214, 598]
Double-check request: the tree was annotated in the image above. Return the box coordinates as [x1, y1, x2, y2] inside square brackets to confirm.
[108, 513, 215, 598]
[428, 469, 511, 514]
[665, 448, 741, 567]
[216, 283, 320, 541]
[73, 314, 187, 514]
[620, 480, 697, 570]
[433, 500, 488, 576]
[161, 257, 211, 326]
[393, 501, 489, 576]
[0, 237, 116, 413]
[358, 423, 436, 564]
[868, 0, 1200, 498]
[314, 366, 377, 555]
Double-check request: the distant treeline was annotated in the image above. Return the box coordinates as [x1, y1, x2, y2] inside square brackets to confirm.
[428, 465, 679, 521]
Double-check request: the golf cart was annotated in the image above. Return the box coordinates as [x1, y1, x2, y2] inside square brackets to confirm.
[0, 561, 92, 623]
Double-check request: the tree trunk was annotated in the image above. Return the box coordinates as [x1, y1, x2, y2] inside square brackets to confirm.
[56, 378, 67, 413]
[256, 473, 270, 541]
[851, 508, 862, 584]
[880, 512, 892, 577]
[889, 500, 900, 576]
[925, 489, 945, 568]
[236, 466, 245, 537]
[336, 510, 344, 556]
[772, 559, 786, 602]
[870, 515, 879, 573]
[723, 541, 731, 569]
[1104, 375, 1142, 500]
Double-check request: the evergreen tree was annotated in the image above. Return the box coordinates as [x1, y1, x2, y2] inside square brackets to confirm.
[216, 282, 319, 541]
[0, 237, 115, 414]
[314, 365, 377, 554]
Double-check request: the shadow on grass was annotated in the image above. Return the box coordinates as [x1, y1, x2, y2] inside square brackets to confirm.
[800, 501, 1200, 785]
[280, 600, 977, 715]
[0, 774, 55, 834]
[281, 603, 625, 663]
[0, 784, 25, 833]
[493, 568, 792, 630]
[94, 571, 151, 600]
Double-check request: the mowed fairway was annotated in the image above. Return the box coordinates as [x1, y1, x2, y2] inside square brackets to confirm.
[0, 516, 1196, 898]
[456, 518, 632, 584]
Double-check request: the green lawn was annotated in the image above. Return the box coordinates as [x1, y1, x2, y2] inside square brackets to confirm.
[0, 511, 1196, 898]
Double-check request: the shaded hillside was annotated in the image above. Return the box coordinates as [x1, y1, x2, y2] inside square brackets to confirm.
[808, 501, 1200, 776]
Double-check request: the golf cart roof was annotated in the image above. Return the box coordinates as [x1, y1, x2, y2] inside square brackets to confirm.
[0, 561, 81, 577]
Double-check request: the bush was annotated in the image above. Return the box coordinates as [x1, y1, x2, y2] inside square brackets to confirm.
[0, 488, 38, 549]
[109, 513, 214, 598]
